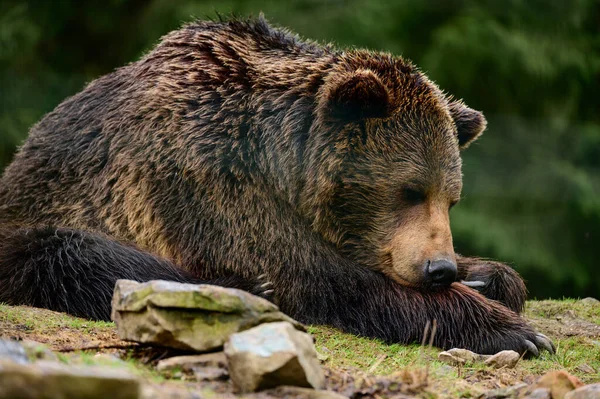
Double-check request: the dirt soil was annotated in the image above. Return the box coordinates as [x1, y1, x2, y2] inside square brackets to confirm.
[1, 300, 599, 398]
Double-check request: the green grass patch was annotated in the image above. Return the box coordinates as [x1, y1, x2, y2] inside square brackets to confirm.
[307, 299, 600, 385]
[0, 303, 115, 333]
[525, 299, 600, 325]
[2, 299, 599, 393]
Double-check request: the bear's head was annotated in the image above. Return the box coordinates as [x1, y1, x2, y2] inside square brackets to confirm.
[303, 52, 486, 289]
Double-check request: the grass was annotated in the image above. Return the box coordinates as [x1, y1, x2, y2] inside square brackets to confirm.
[310, 324, 599, 374]
[0, 303, 114, 332]
[305, 299, 600, 388]
[525, 299, 600, 325]
[1, 299, 599, 397]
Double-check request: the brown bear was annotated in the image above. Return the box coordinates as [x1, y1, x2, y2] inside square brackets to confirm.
[0, 16, 553, 356]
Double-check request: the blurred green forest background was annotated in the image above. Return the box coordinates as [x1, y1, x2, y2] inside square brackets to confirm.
[0, 0, 598, 298]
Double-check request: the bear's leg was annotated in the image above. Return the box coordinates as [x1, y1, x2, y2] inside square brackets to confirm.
[456, 255, 527, 313]
[272, 260, 553, 355]
[0, 226, 270, 321]
[172, 191, 553, 356]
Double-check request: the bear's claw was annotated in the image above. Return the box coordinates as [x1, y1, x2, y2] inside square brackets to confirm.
[524, 339, 539, 357]
[535, 333, 555, 354]
[254, 274, 275, 301]
[461, 280, 486, 288]
[520, 332, 555, 357]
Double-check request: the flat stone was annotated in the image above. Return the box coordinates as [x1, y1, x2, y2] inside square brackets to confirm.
[191, 366, 229, 381]
[483, 350, 520, 369]
[112, 279, 302, 352]
[19, 340, 59, 362]
[156, 352, 227, 372]
[438, 348, 486, 365]
[224, 321, 324, 392]
[483, 383, 528, 398]
[0, 340, 28, 365]
[565, 384, 600, 399]
[575, 364, 596, 374]
[580, 297, 600, 306]
[0, 360, 140, 399]
[447, 348, 484, 361]
[438, 351, 465, 365]
[524, 388, 551, 399]
[141, 384, 204, 399]
[156, 352, 229, 381]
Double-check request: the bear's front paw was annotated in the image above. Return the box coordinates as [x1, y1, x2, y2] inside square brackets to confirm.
[246, 274, 275, 302]
[248, 273, 275, 302]
[458, 257, 527, 313]
[485, 325, 555, 357]
[527, 333, 555, 356]
[461, 279, 487, 289]
[460, 278, 493, 300]
[210, 273, 275, 302]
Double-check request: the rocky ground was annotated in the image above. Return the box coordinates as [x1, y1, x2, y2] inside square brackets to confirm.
[0, 292, 599, 398]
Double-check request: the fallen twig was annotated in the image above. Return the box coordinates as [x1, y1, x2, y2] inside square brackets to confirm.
[368, 353, 388, 374]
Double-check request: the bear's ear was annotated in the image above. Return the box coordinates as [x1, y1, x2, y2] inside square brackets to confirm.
[448, 100, 487, 149]
[325, 69, 392, 121]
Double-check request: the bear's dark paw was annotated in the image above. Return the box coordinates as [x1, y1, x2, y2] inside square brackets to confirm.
[458, 258, 527, 313]
[482, 326, 555, 357]
[461, 279, 487, 288]
[207, 273, 274, 301]
[253, 273, 275, 301]
[518, 330, 555, 358]
[525, 333, 555, 356]
[461, 278, 492, 300]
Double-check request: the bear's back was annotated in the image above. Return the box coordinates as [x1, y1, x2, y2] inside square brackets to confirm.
[0, 18, 337, 238]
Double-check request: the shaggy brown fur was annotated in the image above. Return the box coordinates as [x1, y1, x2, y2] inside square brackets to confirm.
[0, 16, 553, 355]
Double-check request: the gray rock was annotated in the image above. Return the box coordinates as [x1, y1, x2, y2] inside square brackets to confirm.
[191, 366, 228, 381]
[156, 352, 227, 372]
[483, 350, 520, 369]
[483, 383, 528, 398]
[156, 352, 228, 381]
[438, 348, 519, 369]
[0, 340, 28, 365]
[0, 360, 140, 399]
[438, 348, 486, 365]
[19, 340, 59, 362]
[524, 388, 551, 399]
[438, 351, 465, 365]
[575, 364, 596, 374]
[565, 384, 600, 399]
[112, 279, 302, 352]
[224, 321, 324, 392]
[580, 297, 600, 306]
[141, 385, 204, 399]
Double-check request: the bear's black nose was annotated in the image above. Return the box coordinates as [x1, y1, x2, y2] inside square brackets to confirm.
[426, 259, 457, 286]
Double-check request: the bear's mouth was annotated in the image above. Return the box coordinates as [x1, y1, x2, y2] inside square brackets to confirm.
[428, 281, 455, 290]
[379, 253, 427, 288]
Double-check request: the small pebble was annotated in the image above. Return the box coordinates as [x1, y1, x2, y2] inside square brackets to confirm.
[438, 348, 486, 365]
[156, 352, 227, 372]
[575, 364, 596, 374]
[0, 340, 28, 365]
[484, 350, 520, 369]
[525, 388, 551, 399]
[580, 297, 600, 306]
